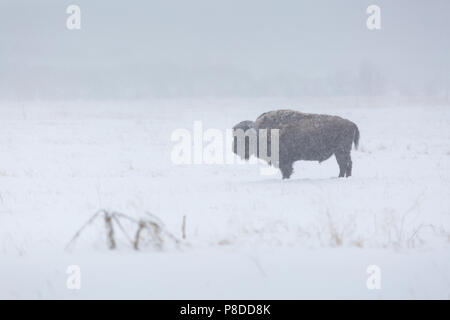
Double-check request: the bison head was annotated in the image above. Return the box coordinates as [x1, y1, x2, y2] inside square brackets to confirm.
[232, 120, 257, 160]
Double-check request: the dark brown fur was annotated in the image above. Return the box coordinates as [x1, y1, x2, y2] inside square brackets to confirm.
[233, 109, 360, 179]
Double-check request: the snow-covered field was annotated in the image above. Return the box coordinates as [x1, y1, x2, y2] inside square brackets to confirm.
[0, 98, 449, 299]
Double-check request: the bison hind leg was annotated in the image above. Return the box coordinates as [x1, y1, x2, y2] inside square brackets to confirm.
[335, 151, 351, 178]
[345, 159, 352, 177]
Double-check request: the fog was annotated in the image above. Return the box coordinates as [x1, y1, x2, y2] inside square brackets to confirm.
[1, 0, 449, 100]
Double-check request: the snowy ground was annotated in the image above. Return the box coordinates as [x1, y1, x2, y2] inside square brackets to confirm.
[0, 98, 449, 299]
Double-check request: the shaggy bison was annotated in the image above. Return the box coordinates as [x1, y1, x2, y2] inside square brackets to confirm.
[232, 109, 359, 179]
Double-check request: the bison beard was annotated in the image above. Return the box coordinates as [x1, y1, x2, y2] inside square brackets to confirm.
[232, 110, 360, 179]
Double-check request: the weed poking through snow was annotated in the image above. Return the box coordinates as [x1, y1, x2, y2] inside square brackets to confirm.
[66, 210, 180, 251]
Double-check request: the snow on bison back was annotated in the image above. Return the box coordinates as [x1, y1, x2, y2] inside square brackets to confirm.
[232, 109, 360, 179]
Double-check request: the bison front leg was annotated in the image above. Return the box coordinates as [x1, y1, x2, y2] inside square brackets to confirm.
[335, 151, 351, 178]
[280, 162, 294, 179]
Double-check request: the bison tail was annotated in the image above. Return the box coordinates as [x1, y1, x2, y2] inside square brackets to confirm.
[353, 125, 360, 150]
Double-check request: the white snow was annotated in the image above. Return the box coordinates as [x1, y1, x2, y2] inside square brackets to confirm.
[0, 98, 449, 299]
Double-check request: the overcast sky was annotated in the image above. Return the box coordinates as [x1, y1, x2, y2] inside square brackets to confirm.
[1, 0, 449, 100]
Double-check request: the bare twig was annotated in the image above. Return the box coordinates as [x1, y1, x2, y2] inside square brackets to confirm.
[67, 209, 180, 251]
[133, 220, 146, 250]
[111, 214, 134, 244]
[104, 213, 116, 250]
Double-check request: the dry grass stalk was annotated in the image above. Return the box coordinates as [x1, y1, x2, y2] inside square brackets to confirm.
[182, 215, 186, 240]
[104, 213, 116, 250]
[67, 210, 180, 251]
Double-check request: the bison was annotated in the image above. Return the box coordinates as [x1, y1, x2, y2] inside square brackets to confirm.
[232, 109, 360, 179]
